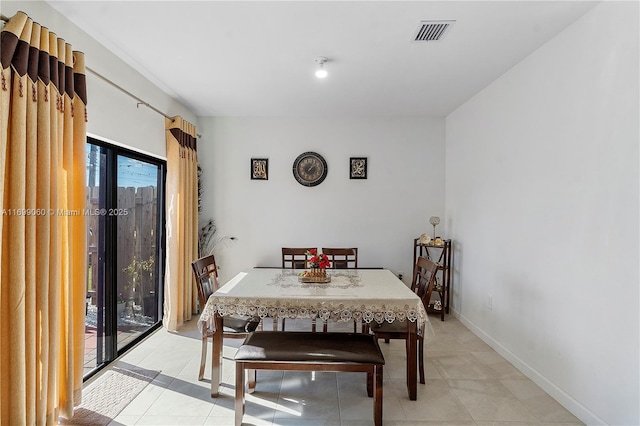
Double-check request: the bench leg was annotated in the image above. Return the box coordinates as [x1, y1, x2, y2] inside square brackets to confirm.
[235, 362, 245, 426]
[374, 365, 383, 426]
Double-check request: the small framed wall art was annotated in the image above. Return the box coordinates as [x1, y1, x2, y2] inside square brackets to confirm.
[349, 157, 367, 179]
[251, 158, 268, 180]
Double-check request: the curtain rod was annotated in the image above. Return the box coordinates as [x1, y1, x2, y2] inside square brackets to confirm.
[1, 13, 172, 120]
[85, 67, 205, 138]
[86, 66, 174, 121]
[90, 66, 210, 138]
[1, 13, 205, 137]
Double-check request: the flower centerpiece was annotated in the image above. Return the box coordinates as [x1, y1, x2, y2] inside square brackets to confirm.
[307, 249, 330, 270]
[299, 249, 331, 282]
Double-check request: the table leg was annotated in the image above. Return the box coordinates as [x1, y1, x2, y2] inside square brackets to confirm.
[211, 313, 223, 397]
[406, 321, 417, 400]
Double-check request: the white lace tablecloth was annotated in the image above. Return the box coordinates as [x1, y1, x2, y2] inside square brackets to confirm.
[197, 268, 429, 335]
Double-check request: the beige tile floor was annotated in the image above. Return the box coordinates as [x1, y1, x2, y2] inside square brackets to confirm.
[98, 315, 584, 426]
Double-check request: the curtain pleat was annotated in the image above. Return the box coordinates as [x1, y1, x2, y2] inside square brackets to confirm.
[163, 116, 198, 331]
[0, 11, 87, 424]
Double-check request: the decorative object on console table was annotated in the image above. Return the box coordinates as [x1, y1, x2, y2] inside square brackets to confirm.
[413, 237, 452, 321]
[429, 216, 440, 240]
[350, 157, 367, 179]
[251, 158, 268, 180]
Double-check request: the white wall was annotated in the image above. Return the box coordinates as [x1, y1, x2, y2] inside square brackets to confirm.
[2, 1, 196, 158]
[445, 2, 639, 425]
[197, 116, 445, 284]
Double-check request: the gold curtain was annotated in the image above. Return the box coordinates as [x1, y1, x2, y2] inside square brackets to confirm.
[0, 12, 87, 424]
[163, 116, 198, 331]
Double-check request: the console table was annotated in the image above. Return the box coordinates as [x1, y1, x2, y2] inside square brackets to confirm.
[413, 238, 452, 321]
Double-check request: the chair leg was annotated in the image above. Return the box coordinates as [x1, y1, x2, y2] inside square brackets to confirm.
[362, 322, 370, 334]
[281, 318, 287, 331]
[354, 320, 368, 333]
[419, 336, 425, 384]
[235, 362, 245, 426]
[366, 370, 373, 397]
[198, 334, 207, 381]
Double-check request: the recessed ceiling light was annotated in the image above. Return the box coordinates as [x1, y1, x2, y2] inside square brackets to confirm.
[315, 57, 328, 78]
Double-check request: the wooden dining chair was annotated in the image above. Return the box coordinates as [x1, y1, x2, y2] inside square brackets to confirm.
[322, 247, 358, 269]
[282, 247, 316, 269]
[281, 247, 317, 331]
[192, 254, 261, 381]
[370, 256, 438, 384]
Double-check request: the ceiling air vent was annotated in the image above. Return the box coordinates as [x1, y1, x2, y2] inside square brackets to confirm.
[413, 20, 455, 42]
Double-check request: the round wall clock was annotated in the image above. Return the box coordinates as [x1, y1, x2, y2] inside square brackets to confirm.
[292, 151, 328, 187]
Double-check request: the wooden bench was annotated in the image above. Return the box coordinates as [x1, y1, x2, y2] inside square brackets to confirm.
[234, 331, 385, 426]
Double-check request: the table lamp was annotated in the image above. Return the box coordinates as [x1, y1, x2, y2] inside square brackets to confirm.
[429, 216, 440, 240]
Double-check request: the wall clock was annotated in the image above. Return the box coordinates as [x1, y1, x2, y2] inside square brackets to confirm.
[292, 151, 328, 187]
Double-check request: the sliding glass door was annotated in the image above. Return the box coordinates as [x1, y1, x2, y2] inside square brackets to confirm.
[84, 138, 165, 378]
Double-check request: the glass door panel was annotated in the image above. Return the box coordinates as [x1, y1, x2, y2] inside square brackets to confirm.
[115, 155, 160, 349]
[84, 143, 105, 376]
[83, 139, 164, 379]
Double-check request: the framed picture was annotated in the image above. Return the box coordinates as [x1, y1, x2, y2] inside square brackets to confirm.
[350, 157, 367, 179]
[251, 158, 268, 180]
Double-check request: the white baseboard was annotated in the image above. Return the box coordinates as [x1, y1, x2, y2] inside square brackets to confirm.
[451, 308, 606, 426]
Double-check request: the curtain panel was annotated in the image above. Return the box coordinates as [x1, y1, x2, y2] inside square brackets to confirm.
[0, 11, 88, 424]
[163, 116, 198, 331]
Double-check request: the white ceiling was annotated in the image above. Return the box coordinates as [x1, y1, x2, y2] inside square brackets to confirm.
[46, 1, 597, 117]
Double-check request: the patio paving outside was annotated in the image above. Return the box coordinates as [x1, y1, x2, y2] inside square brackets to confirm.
[84, 303, 155, 377]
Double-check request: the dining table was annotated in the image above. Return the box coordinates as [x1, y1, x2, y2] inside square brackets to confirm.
[197, 267, 429, 400]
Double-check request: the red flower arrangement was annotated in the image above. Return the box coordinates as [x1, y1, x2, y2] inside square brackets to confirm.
[306, 249, 331, 269]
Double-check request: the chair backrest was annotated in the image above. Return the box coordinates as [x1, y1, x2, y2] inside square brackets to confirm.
[412, 256, 438, 308]
[282, 247, 317, 269]
[192, 255, 220, 310]
[321, 247, 358, 269]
